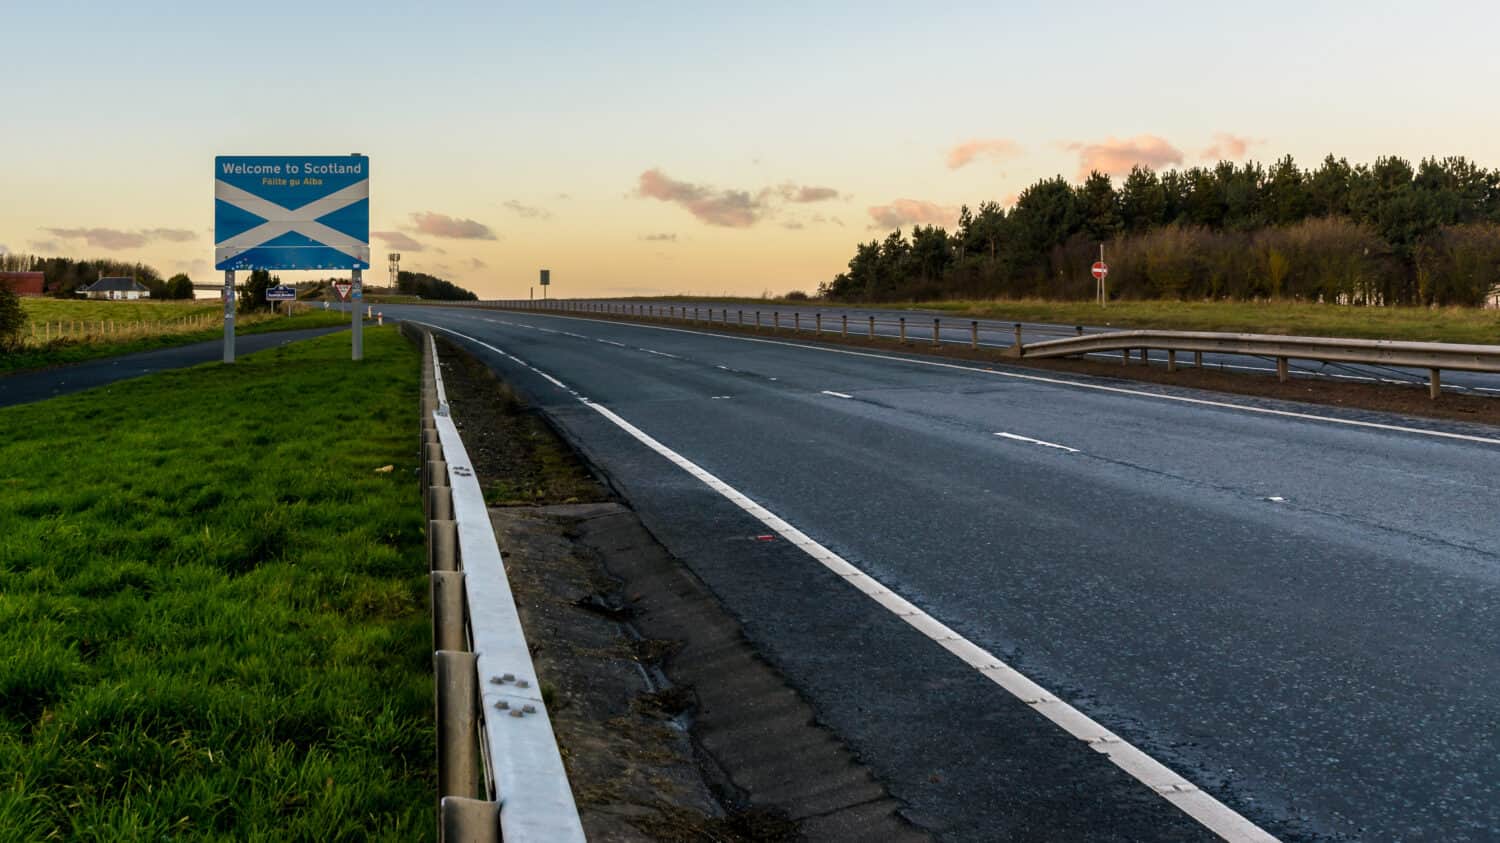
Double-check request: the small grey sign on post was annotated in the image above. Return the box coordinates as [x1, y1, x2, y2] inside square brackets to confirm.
[539, 269, 550, 286]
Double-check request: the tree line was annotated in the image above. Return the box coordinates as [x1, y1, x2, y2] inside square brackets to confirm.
[821, 155, 1500, 306]
[0, 253, 195, 299]
[396, 270, 477, 301]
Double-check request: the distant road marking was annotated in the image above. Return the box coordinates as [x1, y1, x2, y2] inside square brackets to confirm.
[641, 348, 681, 359]
[414, 321, 1278, 843]
[821, 390, 853, 399]
[995, 432, 1080, 453]
[597, 339, 627, 347]
[478, 312, 1500, 448]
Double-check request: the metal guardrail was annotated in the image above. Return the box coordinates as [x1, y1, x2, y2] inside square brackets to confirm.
[416, 327, 585, 843]
[437, 298, 1500, 400]
[1016, 330, 1500, 398]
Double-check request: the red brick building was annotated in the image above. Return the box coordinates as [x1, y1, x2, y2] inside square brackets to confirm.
[0, 272, 45, 296]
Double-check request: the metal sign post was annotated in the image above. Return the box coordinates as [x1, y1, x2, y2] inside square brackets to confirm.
[540, 268, 549, 300]
[352, 268, 363, 361]
[222, 269, 236, 362]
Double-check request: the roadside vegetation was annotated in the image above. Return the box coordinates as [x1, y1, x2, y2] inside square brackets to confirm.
[824, 154, 1500, 309]
[1, 297, 351, 374]
[0, 328, 432, 840]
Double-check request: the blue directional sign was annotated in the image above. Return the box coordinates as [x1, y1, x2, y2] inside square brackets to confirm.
[265, 285, 297, 301]
[215, 155, 370, 271]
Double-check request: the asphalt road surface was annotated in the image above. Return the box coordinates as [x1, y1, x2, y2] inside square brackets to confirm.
[531, 299, 1500, 397]
[0, 326, 347, 408]
[391, 303, 1500, 842]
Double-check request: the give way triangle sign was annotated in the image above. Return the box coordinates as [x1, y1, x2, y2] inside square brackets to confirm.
[333, 281, 352, 301]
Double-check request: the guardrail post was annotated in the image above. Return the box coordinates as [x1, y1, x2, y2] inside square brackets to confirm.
[773, 312, 779, 333]
[1167, 350, 1177, 372]
[842, 315, 848, 338]
[932, 318, 940, 346]
[435, 650, 481, 803]
[1276, 356, 1289, 382]
[755, 311, 761, 331]
[1076, 325, 1084, 337]
[899, 317, 906, 343]
[1013, 323, 1023, 352]
[694, 307, 699, 324]
[815, 313, 822, 334]
[1429, 368, 1441, 399]
[429, 485, 453, 521]
[429, 519, 458, 572]
[794, 312, 800, 332]
[738, 310, 744, 326]
[1194, 351, 1203, 368]
[971, 321, 979, 349]
[868, 316, 875, 339]
[432, 571, 467, 652]
[440, 797, 499, 843]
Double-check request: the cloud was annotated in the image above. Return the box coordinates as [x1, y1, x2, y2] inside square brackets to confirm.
[636, 169, 761, 227]
[634, 170, 847, 227]
[1064, 135, 1183, 180]
[468, 258, 488, 270]
[144, 228, 196, 243]
[1200, 132, 1262, 161]
[946, 138, 1023, 169]
[408, 212, 497, 240]
[640, 233, 677, 242]
[173, 258, 210, 276]
[373, 231, 425, 251]
[501, 200, 551, 219]
[866, 199, 960, 230]
[782, 221, 805, 230]
[29, 239, 61, 253]
[45, 226, 196, 250]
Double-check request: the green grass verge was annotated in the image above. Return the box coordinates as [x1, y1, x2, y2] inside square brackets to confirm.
[20, 299, 220, 324]
[0, 328, 433, 841]
[2, 310, 354, 375]
[611, 296, 1500, 344]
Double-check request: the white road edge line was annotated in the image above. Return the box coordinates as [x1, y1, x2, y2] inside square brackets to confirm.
[412, 320, 1279, 843]
[995, 431, 1080, 453]
[821, 390, 854, 399]
[484, 311, 1500, 448]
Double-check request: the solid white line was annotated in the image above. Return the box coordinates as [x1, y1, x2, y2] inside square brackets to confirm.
[821, 390, 854, 399]
[484, 311, 1500, 448]
[995, 431, 1080, 453]
[414, 320, 1278, 843]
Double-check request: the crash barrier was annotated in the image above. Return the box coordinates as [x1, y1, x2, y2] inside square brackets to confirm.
[412, 324, 585, 843]
[435, 299, 1500, 400]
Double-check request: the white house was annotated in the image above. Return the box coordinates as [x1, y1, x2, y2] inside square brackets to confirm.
[80, 277, 150, 300]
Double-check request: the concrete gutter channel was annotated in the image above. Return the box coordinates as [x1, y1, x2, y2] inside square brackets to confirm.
[406, 324, 929, 841]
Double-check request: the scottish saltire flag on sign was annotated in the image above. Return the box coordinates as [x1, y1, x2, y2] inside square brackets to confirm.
[214, 155, 370, 270]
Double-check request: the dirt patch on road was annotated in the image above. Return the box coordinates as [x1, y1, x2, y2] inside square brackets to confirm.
[433, 334, 930, 842]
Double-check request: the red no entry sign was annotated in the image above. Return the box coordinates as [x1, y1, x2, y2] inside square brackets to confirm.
[1091, 261, 1109, 280]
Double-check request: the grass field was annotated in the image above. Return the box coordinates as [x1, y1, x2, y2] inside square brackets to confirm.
[0, 328, 433, 840]
[3, 303, 353, 374]
[626, 295, 1500, 345]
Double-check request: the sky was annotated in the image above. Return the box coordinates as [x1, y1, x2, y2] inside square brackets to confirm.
[4, 0, 1500, 299]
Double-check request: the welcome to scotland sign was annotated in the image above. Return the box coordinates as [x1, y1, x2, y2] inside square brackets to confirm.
[214, 155, 370, 271]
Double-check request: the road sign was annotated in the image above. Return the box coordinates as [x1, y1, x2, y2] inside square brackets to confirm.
[333, 281, 352, 301]
[539, 269, 550, 286]
[266, 285, 296, 301]
[214, 155, 370, 271]
[1091, 261, 1109, 280]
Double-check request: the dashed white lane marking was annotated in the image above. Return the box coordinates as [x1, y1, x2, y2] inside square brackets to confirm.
[597, 339, 627, 347]
[641, 348, 681, 359]
[995, 432, 1081, 453]
[482, 312, 1500, 448]
[1265, 496, 1287, 502]
[415, 321, 1279, 843]
[821, 390, 854, 399]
